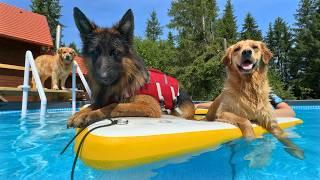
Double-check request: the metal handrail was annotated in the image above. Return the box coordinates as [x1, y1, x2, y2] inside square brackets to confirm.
[21, 51, 92, 117]
[21, 51, 47, 117]
[71, 61, 92, 114]
[74, 61, 91, 99]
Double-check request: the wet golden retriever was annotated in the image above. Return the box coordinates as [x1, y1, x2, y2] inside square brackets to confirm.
[32, 47, 76, 90]
[206, 40, 304, 159]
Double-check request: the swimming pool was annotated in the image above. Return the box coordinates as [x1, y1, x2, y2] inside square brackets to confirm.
[0, 106, 319, 179]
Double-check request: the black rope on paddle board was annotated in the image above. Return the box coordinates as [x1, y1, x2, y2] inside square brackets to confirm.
[60, 118, 120, 180]
[70, 119, 118, 180]
[60, 126, 89, 155]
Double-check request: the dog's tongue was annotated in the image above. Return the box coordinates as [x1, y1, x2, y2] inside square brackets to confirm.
[241, 62, 253, 70]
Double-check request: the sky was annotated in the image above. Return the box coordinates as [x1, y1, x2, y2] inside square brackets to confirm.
[3, 0, 300, 48]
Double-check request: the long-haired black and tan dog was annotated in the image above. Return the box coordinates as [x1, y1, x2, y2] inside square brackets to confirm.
[67, 8, 194, 128]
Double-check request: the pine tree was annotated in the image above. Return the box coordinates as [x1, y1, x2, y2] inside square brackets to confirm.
[30, 0, 62, 47]
[167, 31, 175, 47]
[216, 0, 237, 44]
[265, 23, 275, 53]
[239, 13, 262, 40]
[299, 0, 320, 98]
[271, 18, 292, 85]
[68, 42, 81, 55]
[264, 20, 294, 98]
[265, 23, 276, 69]
[168, 0, 219, 43]
[290, 0, 317, 98]
[145, 10, 163, 41]
[294, 0, 314, 29]
[167, 0, 225, 99]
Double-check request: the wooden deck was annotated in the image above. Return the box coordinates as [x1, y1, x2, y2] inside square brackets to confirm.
[0, 87, 85, 101]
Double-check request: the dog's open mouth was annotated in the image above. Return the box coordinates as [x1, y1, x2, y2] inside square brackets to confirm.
[237, 59, 256, 72]
[64, 60, 72, 65]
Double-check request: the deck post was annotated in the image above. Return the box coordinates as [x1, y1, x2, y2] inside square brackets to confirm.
[72, 63, 77, 114]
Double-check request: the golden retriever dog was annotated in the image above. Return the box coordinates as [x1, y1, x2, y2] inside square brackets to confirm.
[206, 40, 304, 159]
[32, 47, 77, 90]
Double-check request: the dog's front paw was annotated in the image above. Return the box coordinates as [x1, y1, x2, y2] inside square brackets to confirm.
[67, 112, 83, 128]
[67, 111, 103, 128]
[52, 85, 59, 90]
[67, 112, 91, 128]
[61, 87, 68, 90]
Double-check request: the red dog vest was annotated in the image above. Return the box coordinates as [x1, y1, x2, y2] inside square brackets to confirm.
[138, 68, 179, 110]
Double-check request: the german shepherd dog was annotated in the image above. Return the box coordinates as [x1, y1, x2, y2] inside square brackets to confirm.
[67, 8, 195, 128]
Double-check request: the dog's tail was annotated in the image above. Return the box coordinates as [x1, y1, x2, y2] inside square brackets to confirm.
[172, 90, 195, 119]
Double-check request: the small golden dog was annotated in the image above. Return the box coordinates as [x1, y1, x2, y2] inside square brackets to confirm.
[32, 47, 77, 90]
[206, 40, 304, 159]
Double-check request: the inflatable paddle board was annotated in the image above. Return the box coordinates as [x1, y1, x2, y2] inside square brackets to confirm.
[74, 114, 303, 170]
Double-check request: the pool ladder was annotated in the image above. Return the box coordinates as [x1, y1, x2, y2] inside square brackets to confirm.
[21, 51, 91, 118]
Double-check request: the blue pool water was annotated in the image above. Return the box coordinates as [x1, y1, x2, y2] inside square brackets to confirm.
[0, 106, 319, 180]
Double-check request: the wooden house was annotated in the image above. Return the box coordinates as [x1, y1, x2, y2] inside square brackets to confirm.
[0, 3, 88, 102]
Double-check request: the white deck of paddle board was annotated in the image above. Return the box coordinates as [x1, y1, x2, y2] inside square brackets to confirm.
[86, 115, 299, 137]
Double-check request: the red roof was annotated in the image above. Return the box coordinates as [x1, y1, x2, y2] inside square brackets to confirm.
[74, 56, 88, 75]
[0, 3, 53, 47]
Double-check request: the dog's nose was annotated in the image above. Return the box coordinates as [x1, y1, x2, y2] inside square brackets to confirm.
[66, 55, 71, 60]
[242, 49, 252, 58]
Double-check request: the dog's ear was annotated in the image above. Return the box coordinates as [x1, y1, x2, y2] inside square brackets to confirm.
[57, 48, 63, 55]
[71, 49, 77, 57]
[221, 46, 233, 66]
[260, 42, 273, 64]
[73, 7, 95, 35]
[117, 9, 134, 43]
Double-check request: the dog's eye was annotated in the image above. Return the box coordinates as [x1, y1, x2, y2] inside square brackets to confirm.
[252, 45, 258, 49]
[234, 47, 240, 52]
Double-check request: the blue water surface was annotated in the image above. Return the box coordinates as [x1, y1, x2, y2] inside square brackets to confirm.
[0, 107, 319, 180]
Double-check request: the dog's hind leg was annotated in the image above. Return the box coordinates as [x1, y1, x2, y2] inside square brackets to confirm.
[172, 90, 195, 119]
[206, 94, 222, 121]
[257, 120, 304, 160]
[67, 95, 162, 128]
[32, 75, 47, 89]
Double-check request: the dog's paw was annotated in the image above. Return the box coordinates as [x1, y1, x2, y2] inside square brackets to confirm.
[243, 131, 256, 140]
[67, 112, 82, 128]
[61, 87, 69, 91]
[67, 111, 102, 128]
[67, 112, 91, 128]
[52, 85, 59, 90]
[285, 144, 305, 160]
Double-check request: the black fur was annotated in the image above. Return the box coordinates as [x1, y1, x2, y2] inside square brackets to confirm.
[73, 7, 149, 106]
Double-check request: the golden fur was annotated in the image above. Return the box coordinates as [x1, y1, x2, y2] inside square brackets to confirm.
[206, 40, 304, 159]
[32, 47, 77, 90]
